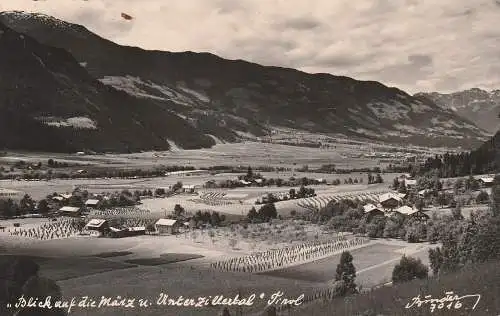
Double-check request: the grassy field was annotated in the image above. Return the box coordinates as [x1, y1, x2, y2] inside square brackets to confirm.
[261, 243, 405, 284]
[288, 259, 500, 316]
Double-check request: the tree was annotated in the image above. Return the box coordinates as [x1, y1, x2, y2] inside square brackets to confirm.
[334, 251, 357, 295]
[392, 178, 400, 190]
[220, 307, 231, 316]
[428, 247, 443, 275]
[289, 188, 296, 199]
[258, 203, 278, 222]
[246, 166, 253, 180]
[491, 181, 500, 217]
[452, 204, 463, 220]
[247, 207, 258, 222]
[19, 194, 35, 215]
[155, 188, 166, 196]
[228, 238, 238, 249]
[391, 255, 428, 283]
[37, 199, 50, 214]
[365, 215, 386, 238]
[476, 191, 489, 204]
[174, 204, 185, 218]
[375, 173, 383, 183]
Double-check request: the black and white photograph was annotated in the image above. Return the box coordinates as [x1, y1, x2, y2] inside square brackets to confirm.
[0, 1, 499, 315]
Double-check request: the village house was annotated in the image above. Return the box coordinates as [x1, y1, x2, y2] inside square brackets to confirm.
[84, 199, 101, 209]
[378, 193, 402, 210]
[391, 205, 429, 220]
[363, 203, 384, 220]
[404, 179, 417, 190]
[155, 218, 181, 234]
[84, 219, 109, 234]
[182, 184, 196, 193]
[59, 206, 81, 217]
[478, 177, 494, 188]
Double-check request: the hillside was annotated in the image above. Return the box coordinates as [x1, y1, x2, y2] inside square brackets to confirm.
[415, 88, 500, 134]
[0, 11, 491, 150]
[288, 259, 500, 316]
[0, 19, 215, 153]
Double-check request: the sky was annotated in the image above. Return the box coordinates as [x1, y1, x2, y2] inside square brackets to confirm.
[1, 0, 500, 94]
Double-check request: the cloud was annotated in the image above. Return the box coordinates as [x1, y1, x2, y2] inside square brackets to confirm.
[1, 0, 500, 93]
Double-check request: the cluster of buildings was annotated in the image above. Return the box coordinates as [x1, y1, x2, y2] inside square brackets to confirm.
[83, 217, 189, 238]
[362, 192, 429, 220]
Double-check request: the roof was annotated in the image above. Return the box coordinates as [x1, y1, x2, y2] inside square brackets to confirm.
[60, 194, 72, 199]
[59, 206, 80, 212]
[405, 179, 417, 185]
[129, 226, 145, 231]
[85, 199, 100, 206]
[109, 227, 123, 232]
[85, 219, 107, 228]
[393, 205, 418, 215]
[379, 193, 401, 203]
[155, 218, 179, 226]
[418, 189, 431, 195]
[182, 185, 196, 189]
[363, 204, 381, 213]
[254, 179, 263, 183]
[239, 180, 251, 185]
[479, 177, 494, 183]
[52, 196, 64, 201]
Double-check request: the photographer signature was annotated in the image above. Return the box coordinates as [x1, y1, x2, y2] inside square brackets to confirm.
[405, 291, 481, 313]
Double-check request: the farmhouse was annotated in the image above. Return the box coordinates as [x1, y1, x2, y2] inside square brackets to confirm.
[363, 203, 384, 220]
[182, 185, 196, 193]
[59, 206, 81, 217]
[405, 179, 417, 189]
[391, 205, 430, 220]
[85, 199, 101, 208]
[85, 219, 109, 234]
[378, 193, 402, 210]
[478, 177, 494, 187]
[155, 218, 181, 234]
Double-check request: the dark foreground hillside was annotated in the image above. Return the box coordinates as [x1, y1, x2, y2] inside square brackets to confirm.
[289, 260, 500, 316]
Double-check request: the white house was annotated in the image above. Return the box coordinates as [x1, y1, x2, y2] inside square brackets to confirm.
[379, 193, 402, 209]
[405, 179, 417, 189]
[182, 185, 196, 193]
[478, 177, 494, 187]
[85, 199, 100, 208]
[85, 219, 109, 233]
[59, 206, 81, 216]
[155, 218, 181, 234]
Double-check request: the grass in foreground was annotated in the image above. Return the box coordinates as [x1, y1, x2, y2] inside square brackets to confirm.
[289, 259, 500, 316]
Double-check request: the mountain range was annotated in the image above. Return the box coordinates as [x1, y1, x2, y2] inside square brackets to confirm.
[0, 11, 493, 153]
[416, 88, 500, 134]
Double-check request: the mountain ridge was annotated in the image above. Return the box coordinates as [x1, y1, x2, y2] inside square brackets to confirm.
[0, 18, 215, 153]
[415, 88, 500, 134]
[0, 11, 492, 152]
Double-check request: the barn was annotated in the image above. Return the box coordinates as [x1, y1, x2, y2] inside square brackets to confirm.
[379, 193, 402, 210]
[363, 203, 384, 221]
[59, 206, 81, 217]
[155, 219, 181, 234]
[85, 219, 109, 234]
[85, 199, 101, 209]
[479, 177, 494, 188]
